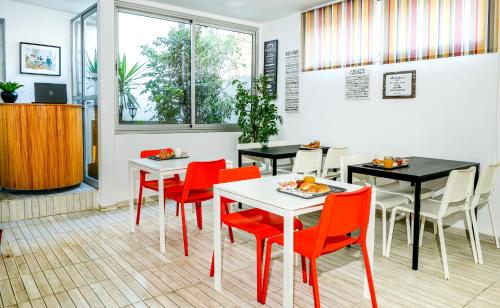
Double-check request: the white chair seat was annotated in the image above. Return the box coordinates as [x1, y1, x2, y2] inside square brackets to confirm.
[393, 198, 465, 220]
[376, 191, 411, 209]
[322, 170, 341, 180]
[377, 182, 434, 201]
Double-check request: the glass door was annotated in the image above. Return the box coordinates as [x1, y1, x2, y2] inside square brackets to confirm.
[72, 5, 98, 188]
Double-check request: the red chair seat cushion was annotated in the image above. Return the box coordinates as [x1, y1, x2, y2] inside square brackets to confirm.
[223, 208, 303, 239]
[165, 188, 214, 203]
[268, 227, 357, 258]
[143, 178, 184, 192]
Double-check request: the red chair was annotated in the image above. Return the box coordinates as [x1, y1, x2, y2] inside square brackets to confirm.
[261, 186, 378, 308]
[136, 148, 184, 225]
[165, 159, 226, 256]
[209, 166, 305, 302]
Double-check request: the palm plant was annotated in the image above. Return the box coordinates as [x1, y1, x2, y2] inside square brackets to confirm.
[86, 50, 98, 90]
[118, 54, 144, 120]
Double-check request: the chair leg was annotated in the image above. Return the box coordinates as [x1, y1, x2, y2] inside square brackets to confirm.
[361, 243, 378, 308]
[256, 238, 264, 302]
[301, 256, 308, 283]
[223, 204, 235, 243]
[310, 258, 320, 308]
[405, 213, 412, 245]
[437, 219, 450, 279]
[464, 210, 478, 264]
[385, 208, 398, 257]
[176, 202, 179, 216]
[309, 259, 313, 286]
[195, 203, 203, 230]
[180, 202, 189, 256]
[381, 206, 387, 257]
[260, 241, 274, 304]
[433, 222, 438, 235]
[136, 185, 144, 225]
[419, 216, 426, 248]
[470, 208, 483, 264]
[487, 202, 500, 248]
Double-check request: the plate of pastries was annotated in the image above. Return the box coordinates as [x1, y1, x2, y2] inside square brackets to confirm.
[300, 140, 321, 149]
[369, 157, 409, 169]
[278, 176, 342, 199]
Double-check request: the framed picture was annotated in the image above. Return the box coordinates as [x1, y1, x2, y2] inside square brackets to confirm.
[20, 42, 61, 76]
[383, 70, 416, 99]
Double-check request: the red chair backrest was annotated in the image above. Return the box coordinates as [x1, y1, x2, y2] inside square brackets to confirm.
[139, 148, 174, 178]
[219, 166, 261, 210]
[181, 159, 226, 201]
[313, 186, 372, 257]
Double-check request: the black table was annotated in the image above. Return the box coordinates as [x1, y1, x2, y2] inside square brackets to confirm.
[238, 145, 329, 176]
[347, 156, 480, 270]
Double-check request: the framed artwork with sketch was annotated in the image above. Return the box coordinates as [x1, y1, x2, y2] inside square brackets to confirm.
[20, 42, 61, 76]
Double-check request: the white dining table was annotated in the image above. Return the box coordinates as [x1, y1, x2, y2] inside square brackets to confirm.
[128, 157, 232, 253]
[212, 174, 376, 308]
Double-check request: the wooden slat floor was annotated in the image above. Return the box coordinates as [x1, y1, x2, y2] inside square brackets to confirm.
[1, 200, 500, 308]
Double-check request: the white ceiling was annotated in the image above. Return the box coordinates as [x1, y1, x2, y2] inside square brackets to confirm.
[150, 0, 327, 23]
[11, 0, 326, 22]
[12, 0, 95, 14]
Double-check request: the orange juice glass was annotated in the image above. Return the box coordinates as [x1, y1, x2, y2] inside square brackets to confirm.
[384, 156, 394, 168]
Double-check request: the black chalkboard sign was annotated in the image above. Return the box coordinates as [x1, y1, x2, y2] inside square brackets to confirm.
[264, 40, 278, 97]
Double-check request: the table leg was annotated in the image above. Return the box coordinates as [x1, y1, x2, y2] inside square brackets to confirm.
[129, 164, 136, 233]
[158, 172, 166, 253]
[348, 169, 353, 184]
[213, 188, 222, 292]
[283, 213, 294, 308]
[412, 181, 422, 270]
[272, 158, 278, 176]
[238, 151, 242, 168]
[363, 185, 376, 299]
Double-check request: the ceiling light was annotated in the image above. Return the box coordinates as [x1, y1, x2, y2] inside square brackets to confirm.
[219, 0, 248, 8]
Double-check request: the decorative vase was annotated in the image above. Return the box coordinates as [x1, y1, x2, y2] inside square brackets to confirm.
[1, 91, 18, 103]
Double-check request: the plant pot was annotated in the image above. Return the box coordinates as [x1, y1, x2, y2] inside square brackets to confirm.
[1, 91, 18, 103]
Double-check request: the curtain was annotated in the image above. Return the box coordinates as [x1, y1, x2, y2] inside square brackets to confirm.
[301, 0, 375, 71]
[383, 0, 500, 64]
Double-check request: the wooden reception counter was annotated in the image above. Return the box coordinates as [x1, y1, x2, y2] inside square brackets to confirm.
[0, 103, 83, 190]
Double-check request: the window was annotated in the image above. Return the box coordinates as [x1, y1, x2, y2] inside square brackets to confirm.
[301, 0, 375, 71]
[116, 5, 257, 131]
[383, 0, 500, 63]
[302, 0, 499, 70]
[0, 19, 5, 82]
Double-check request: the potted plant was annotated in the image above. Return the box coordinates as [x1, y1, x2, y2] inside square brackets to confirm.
[117, 54, 144, 121]
[0, 81, 24, 103]
[233, 75, 283, 147]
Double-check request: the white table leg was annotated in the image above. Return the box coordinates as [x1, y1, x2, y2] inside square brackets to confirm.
[129, 163, 136, 233]
[283, 213, 294, 308]
[213, 188, 222, 292]
[364, 186, 376, 299]
[158, 172, 166, 253]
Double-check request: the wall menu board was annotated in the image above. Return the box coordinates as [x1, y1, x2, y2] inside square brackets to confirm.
[285, 50, 299, 112]
[264, 40, 278, 97]
[345, 68, 369, 100]
[383, 70, 416, 99]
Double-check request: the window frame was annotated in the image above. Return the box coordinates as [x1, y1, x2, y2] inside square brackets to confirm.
[0, 19, 5, 82]
[114, 2, 259, 134]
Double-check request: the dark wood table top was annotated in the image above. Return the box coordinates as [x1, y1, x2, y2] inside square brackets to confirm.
[348, 156, 480, 182]
[238, 145, 329, 159]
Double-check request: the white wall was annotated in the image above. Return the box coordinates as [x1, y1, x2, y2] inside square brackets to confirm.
[0, 0, 73, 102]
[263, 13, 500, 235]
[97, 0, 261, 207]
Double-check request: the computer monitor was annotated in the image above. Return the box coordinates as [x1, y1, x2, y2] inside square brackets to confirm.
[34, 83, 67, 104]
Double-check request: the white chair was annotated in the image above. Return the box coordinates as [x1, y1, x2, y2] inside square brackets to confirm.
[386, 167, 478, 279]
[371, 153, 435, 202]
[471, 162, 500, 264]
[321, 147, 349, 180]
[340, 155, 412, 256]
[292, 149, 322, 176]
